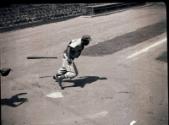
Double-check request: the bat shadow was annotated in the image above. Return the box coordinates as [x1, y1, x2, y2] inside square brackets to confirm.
[1, 93, 28, 107]
[63, 76, 107, 89]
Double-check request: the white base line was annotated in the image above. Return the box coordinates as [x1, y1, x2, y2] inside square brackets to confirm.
[127, 38, 167, 59]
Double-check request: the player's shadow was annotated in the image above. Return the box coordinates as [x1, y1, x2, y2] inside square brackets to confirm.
[1, 93, 28, 107]
[63, 76, 107, 89]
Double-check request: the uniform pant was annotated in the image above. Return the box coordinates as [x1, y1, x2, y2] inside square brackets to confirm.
[57, 53, 78, 79]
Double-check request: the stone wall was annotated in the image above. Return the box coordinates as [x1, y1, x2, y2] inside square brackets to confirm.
[0, 4, 89, 29]
[0, 3, 143, 30]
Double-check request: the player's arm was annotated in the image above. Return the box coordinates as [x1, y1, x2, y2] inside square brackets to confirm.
[72, 61, 78, 76]
[66, 46, 75, 64]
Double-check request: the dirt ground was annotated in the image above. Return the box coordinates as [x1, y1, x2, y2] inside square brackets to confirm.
[1, 3, 168, 125]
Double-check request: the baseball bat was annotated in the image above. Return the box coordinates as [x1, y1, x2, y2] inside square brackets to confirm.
[27, 56, 58, 59]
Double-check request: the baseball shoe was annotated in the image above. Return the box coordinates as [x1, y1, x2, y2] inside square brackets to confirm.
[53, 75, 64, 89]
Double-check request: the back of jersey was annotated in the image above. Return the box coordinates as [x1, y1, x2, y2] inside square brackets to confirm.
[68, 38, 84, 58]
[69, 38, 82, 48]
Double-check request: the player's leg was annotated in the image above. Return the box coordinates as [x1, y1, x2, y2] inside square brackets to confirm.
[55, 61, 78, 80]
[64, 61, 78, 79]
[53, 56, 67, 89]
[53, 54, 67, 79]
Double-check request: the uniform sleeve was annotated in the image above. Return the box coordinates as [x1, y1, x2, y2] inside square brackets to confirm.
[66, 46, 75, 60]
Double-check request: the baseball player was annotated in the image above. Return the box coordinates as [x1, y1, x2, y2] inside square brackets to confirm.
[53, 35, 91, 89]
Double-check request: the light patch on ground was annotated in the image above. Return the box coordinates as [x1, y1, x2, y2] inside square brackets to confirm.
[130, 120, 137, 125]
[87, 111, 108, 119]
[46, 92, 63, 98]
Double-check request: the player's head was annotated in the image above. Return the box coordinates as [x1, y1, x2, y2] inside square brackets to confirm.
[81, 35, 91, 46]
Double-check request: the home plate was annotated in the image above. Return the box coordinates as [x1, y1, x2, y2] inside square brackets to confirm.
[46, 92, 63, 98]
